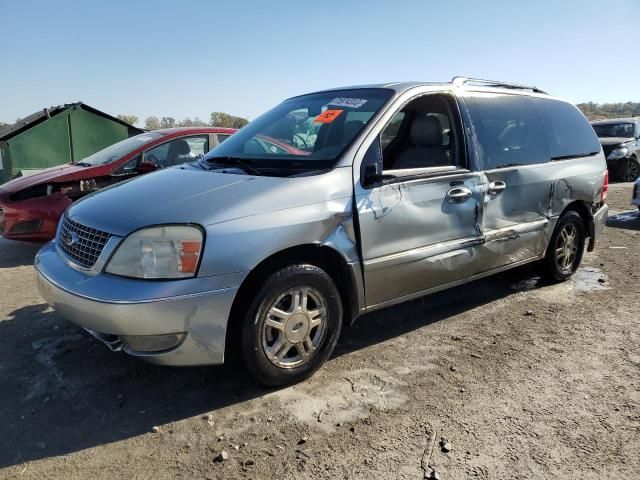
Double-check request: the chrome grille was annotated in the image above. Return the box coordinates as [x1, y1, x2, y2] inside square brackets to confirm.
[57, 216, 111, 269]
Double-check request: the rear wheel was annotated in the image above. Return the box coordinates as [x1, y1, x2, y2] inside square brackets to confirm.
[240, 264, 343, 386]
[624, 157, 640, 182]
[541, 211, 586, 282]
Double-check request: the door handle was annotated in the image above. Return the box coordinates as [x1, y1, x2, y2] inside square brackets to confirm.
[446, 186, 472, 204]
[488, 181, 507, 195]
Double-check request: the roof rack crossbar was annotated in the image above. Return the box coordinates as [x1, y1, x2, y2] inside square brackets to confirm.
[451, 76, 548, 95]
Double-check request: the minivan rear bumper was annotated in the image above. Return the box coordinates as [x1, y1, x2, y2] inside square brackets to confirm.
[588, 203, 608, 251]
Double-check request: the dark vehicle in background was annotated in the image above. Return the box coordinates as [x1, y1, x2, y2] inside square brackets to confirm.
[591, 118, 640, 182]
[0, 128, 236, 242]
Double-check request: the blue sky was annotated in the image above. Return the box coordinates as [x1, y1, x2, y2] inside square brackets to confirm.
[1, 0, 638, 125]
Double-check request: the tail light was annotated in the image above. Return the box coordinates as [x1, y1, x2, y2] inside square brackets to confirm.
[601, 169, 609, 203]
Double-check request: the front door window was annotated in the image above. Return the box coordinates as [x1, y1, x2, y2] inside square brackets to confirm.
[145, 135, 210, 168]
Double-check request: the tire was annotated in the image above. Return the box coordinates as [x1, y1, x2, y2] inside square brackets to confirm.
[624, 157, 640, 182]
[541, 211, 586, 282]
[240, 264, 343, 386]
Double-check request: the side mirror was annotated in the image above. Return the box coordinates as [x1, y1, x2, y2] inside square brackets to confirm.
[360, 136, 383, 187]
[137, 161, 158, 173]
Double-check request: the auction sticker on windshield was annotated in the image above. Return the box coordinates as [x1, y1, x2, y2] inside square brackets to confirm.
[314, 109, 343, 123]
[329, 97, 368, 109]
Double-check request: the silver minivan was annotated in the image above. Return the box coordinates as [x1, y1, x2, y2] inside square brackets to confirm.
[36, 77, 609, 385]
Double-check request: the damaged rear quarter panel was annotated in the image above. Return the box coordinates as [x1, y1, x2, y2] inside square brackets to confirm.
[547, 155, 607, 216]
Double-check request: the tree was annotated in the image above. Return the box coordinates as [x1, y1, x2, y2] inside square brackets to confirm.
[191, 117, 209, 127]
[576, 102, 640, 121]
[210, 112, 249, 129]
[145, 116, 161, 130]
[176, 117, 209, 127]
[143, 113, 248, 130]
[232, 116, 249, 129]
[116, 114, 138, 126]
[0, 122, 9, 129]
[160, 117, 176, 128]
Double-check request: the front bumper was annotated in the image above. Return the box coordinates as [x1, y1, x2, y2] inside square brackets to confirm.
[588, 203, 608, 251]
[35, 241, 243, 366]
[0, 191, 70, 242]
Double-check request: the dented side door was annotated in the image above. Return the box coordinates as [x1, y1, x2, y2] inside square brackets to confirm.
[356, 171, 485, 308]
[460, 92, 553, 271]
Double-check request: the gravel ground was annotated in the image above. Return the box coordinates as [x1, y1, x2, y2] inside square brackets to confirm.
[1, 183, 638, 479]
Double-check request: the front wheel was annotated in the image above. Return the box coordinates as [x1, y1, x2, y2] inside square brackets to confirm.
[240, 264, 343, 386]
[541, 211, 586, 282]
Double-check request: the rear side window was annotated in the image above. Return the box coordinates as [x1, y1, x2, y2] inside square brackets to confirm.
[464, 94, 548, 169]
[532, 98, 601, 159]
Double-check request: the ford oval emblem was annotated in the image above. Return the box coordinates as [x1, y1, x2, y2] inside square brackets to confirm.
[64, 231, 79, 247]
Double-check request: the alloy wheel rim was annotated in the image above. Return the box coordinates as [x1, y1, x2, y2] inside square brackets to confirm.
[555, 223, 578, 273]
[625, 160, 639, 182]
[261, 286, 328, 369]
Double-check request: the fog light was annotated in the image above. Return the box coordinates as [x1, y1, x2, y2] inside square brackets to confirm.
[10, 219, 43, 234]
[122, 333, 186, 353]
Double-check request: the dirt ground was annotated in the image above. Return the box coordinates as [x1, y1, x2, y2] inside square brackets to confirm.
[1, 183, 638, 480]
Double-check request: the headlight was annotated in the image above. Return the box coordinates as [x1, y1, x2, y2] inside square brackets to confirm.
[106, 225, 203, 279]
[608, 147, 629, 159]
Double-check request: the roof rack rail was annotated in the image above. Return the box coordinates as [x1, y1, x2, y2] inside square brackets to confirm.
[451, 76, 548, 95]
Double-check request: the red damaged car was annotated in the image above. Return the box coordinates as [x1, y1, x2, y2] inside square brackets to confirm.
[0, 127, 236, 242]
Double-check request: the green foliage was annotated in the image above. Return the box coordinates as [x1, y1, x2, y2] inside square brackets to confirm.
[160, 117, 176, 128]
[116, 114, 138, 126]
[142, 112, 249, 130]
[177, 117, 209, 127]
[144, 116, 161, 130]
[0, 121, 9, 129]
[209, 112, 249, 128]
[577, 102, 640, 121]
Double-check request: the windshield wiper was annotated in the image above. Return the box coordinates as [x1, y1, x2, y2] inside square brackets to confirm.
[194, 155, 214, 170]
[75, 162, 92, 167]
[206, 156, 262, 176]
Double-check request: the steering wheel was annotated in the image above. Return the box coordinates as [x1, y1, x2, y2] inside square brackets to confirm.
[293, 134, 309, 150]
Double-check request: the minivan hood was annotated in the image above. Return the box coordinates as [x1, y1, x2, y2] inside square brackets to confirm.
[598, 137, 633, 147]
[67, 166, 348, 236]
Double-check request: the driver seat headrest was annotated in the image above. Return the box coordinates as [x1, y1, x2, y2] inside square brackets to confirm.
[170, 139, 191, 156]
[410, 116, 443, 146]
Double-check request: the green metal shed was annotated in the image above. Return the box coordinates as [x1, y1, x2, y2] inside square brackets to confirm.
[0, 103, 143, 183]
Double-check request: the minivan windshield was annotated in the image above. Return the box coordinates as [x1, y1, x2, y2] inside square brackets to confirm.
[77, 132, 165, 166]
[593, 123, 635, 138]
[203, 88, 394, 176]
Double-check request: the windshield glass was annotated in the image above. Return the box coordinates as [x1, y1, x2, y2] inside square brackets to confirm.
[78, 132, 166, 166]
[593, 123, 635, 138]
[203, 88, 394, 174]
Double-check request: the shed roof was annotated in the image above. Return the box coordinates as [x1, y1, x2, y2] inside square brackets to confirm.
[0, 102, 142, 142]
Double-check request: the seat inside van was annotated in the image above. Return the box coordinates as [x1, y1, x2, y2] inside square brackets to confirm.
[383, 94, 459, 170]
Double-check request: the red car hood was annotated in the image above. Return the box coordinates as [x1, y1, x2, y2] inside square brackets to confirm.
[0, 163, 103, 193]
